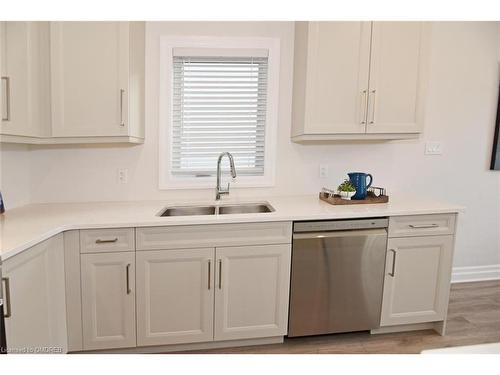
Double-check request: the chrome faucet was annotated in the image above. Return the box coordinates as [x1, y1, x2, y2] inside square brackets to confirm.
[216, 152, 237, 200]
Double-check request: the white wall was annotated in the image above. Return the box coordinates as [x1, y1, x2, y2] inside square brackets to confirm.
[0, 143, 31, 209]
[5, 21, 500, 269]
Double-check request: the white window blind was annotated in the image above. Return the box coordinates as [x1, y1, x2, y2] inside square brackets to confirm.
[171, 55, 268, 177]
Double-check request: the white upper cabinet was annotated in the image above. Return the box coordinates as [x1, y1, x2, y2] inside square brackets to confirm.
[292, 22, 371, 135]
[0, 21, 144, 144]
[0, 22, 51, 138]
[292, 21, 427, 142]
[367, 22, 424, 134]
[50, 22, 144, 142]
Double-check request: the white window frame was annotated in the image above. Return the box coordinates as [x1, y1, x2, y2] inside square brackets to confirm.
[158, 36, 280, 189]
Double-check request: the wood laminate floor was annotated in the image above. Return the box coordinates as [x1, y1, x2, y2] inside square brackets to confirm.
[185, 280, 500, 354]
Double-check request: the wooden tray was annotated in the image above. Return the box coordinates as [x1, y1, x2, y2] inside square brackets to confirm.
[319, 191, 389, 205]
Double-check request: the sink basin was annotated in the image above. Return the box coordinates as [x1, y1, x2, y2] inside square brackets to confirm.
[160, 205, 216, 217]
[158, 203, 274, 217]
[218, 203, 274, 215]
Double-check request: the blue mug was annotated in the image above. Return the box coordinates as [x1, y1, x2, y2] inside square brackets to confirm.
[348, 172, 373, 200]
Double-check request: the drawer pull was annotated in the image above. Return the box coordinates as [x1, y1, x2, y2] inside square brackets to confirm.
[126, 264, 131, 295]
[360, 90, 367, 124]
[218, 259, 222, 290]
[368, 89, 376, 124]
[208, 260, 211, 290]
[119, 89, 125, 127]
[2, 277, 11, 318]
[389, 249, 397, 277]
[1, 76, 11, 121]
[408, 224, 439, 229]
[95, 238, 118, 244]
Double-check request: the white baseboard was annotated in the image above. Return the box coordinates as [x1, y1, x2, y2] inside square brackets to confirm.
[451, 264, 500, 283]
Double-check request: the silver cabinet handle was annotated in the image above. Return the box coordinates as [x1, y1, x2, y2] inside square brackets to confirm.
[95, 238, 118, 244]
[389, 249, 396, 277]
[126, 263, 131, 295]
[1, 76, 11, 121]
[368, 89, 376, 124]
[218, 259, 222, 290]
[119, 89, 125, 127]
[207, 260, 211, 290]
[360, 90, 367, 124]
[408, 224, 439, 229]
[2, 277, 11, 318]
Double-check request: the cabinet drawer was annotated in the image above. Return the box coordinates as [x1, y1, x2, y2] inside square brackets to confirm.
[388, 214, 456, 238]
[80, 228, 135, 253]
[136, 222, 292, 251]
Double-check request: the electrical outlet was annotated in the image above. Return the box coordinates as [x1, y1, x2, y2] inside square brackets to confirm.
[118, 168, 128, 184]
[425, 142, 443, 155]
[319, 164, 329, 178]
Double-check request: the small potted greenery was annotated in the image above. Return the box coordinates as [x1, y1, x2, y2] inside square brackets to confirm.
[337, 179, 356, 200]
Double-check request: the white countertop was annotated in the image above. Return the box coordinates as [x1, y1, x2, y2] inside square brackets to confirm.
[0, 195, 464, 261]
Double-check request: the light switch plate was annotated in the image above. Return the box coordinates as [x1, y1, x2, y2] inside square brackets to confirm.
[118, 168, 129, 184]
[319, 164, 329, 178]
[425, 142, 443, 155]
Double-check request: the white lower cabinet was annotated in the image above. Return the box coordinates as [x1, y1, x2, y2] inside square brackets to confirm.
[70, 223, 293, 351]
[380, 235, 454, 326]
[135, 244, 292, 347]
[136, 248, 214, 346]
[139, 243, 293, 345]
[80, 252, 136, 350]
[214, 245, 291, 341]
[2, 234, 67, 353]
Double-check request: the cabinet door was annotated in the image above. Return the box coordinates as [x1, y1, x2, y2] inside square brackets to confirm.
[3, 234, 67, 353]
[214, 244, 291, 341]
[50, 22, 129, 137]
[366, 22, 423, 134]
[304, 22, 371, 134]
[81, 252, 136, 350]
[136, 248, 214, 346]
[380, 235, 454, 326]
[1, 22, 29, 135]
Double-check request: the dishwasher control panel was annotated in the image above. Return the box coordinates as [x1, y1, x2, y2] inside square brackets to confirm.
[293, 217, 389, 233]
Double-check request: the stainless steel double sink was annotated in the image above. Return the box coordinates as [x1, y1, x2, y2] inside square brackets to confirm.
[158, 202, 275, 217]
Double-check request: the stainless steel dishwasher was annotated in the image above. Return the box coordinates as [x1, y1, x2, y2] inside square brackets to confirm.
[288, 218, 388, 337]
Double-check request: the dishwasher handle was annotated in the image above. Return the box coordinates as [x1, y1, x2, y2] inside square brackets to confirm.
[293, 228, 387, 240]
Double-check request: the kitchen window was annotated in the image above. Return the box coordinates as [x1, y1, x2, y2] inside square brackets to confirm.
[159, 37, 280, 189]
